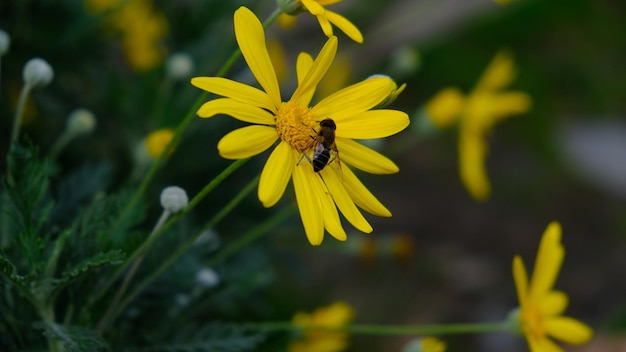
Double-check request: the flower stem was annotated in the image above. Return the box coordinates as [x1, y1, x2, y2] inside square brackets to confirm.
[9, 84, 31, 150]
[247, 320, 510, 336]
[99, 174, 259, 332]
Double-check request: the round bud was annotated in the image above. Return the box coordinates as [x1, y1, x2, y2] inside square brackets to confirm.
[66, 108, 96, 136]
[0, 29, 10, 56]
[160, 186, 188, 213]
[195, 267, 220, 288]
[23, 58, 54, 88]
[165, 52, 194, 81]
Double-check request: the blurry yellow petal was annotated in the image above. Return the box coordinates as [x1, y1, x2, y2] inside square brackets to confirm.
[476, 50, 516, 91]
[191, 77, 275, 111]
[258, 141, 295, 207]
[490, 92, 532, 122]
[342, 165, 391, 217]
[532, 338, 564, 352]
[267, 39, 288, 85]
[425, 87, 465, 129]
[325, 10, 363, 43]
[234, 7, 282, 108]
[336, 110, 409, 139]
[421, 337, 447, 352]
[312, 77, 394, 119]
[291, 36, 338, 107]
[459, 132, 490, 201]
[301, 0, 325, 15]
[337, 138, 399, 174]
[217, 125, 277, 159]
[321, 168, 372, 233]
[545, 317, 593, 345]
[317, 183, 347, 241]
[539, 291, 568, 316]
[293, 164, 325, 245]
[530, 222, 564, 299]
[296, 52, 315, 105]
[277, 13, 297, 29]
[317, 54, 352, 100]
[316, 14, 334, 37]
[513, 256, 529, 307]
[197, 98, 275, 124]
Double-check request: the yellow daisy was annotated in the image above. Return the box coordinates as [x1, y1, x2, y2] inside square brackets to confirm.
[289, 301, 355, 352]
[426, 50, 531, 201]
[512, 222, 593, 352]
[280, 0, 363, 43]
[191, 7, 408, 245]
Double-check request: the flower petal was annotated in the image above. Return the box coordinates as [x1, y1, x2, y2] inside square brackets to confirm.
[191, 77, 275, 111]
[325, 10, 363, 43]
[316, 14, 334, 37]
[342, 165, 391, 217]
[217, 125, 277, 159]
[296, 52, 316, 105]
[336, 110, 409, 139]
[293, 162, 325, 245]
[490, 92, 532, 122]
[458, 132, 491, 201]
[530, 338, 564, 352]
[258, 141, 295, 207]
[301, 0, 325, 15]
[234, 7, 282, 108]
[320, 167, 372, 233]
[312, 77, 394, 119]
[539, 291, 568, 316]
[197, 98, 275, 124]
[512, 256, 528, 308]
[318, 183, 347, 241]
[545, 317, 594, 345]
[336, 138, 399, 174]
[290, 36, 338, 107]
[529, 222, 564, 299]
[475, 50, 516, 92]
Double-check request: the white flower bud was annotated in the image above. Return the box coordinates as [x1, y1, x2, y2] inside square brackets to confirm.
[195, 267, 220, 288]
[160, 186, 188, 213]
[165, 52, 194, 81]
[23, 58, 54, 88]
[0, 29, 10, 56]
[66, 108, 96, 136]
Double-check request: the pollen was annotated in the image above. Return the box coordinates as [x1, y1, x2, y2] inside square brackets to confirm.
[274, 101, 317, 152]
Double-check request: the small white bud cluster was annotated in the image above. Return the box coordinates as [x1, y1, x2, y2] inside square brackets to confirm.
[165, 52, 194, 81]
[160, 186, 188, 213]
[195, 267, 220, 288]
[23, 58, 54, 88]
[0, 29, 10, 56]
[66, 108, 97, 136]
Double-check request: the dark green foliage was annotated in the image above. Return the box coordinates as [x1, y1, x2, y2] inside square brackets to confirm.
[42, 324, 109, 352]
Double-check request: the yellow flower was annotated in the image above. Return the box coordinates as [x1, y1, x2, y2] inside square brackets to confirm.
[512, 222, 593, 352]
[425, 50, 532, 201]
[289, 301, 355, 352]
[145, 128, 175, 158]
[281, 0, 363, 43]
[191, 7, 408, 245]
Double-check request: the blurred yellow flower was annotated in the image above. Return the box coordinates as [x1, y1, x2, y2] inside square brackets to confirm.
[85, 0, 168, 71]
[281, 0, 363, 43]
[290, 301, 355, 352]
[191, 7, 408, 245]
[425, 50, 532, 201]
[421, 337, 447, 352]
[512, 222, 593, 352]
[145, 128, 175, 158]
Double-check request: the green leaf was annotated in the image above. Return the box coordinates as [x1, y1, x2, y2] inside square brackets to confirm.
[0, 254, 27, 286]
[42, 323, 109, 352]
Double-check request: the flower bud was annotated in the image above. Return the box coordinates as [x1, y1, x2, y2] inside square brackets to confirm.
[195, 267, 220, 288]
[160, 186, 188, 213]
[23, 58, 54, 88]
[0, 29, 10, 56]
[66, 108, 96, 136]
[367, 74, 406, 108]
[166, 52, 194, 81]
[145, 128, 175, 158]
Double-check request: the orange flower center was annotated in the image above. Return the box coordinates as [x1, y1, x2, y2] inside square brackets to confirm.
[520, 302, 545, 340]
[274, 101, 317, 153]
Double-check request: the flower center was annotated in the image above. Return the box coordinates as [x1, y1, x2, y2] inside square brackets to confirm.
[275, 101, 317, 153]
[520, 302, 545, 340]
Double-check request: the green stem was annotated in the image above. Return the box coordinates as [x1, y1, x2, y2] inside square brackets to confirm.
[10, 84, 31, 150]
[113, 6, 282, 231]
[247, 320, 510, 336]
[99, 175, 259, 332]
[89, 158, 249, 309]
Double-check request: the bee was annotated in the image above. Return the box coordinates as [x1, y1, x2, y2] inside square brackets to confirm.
[311, 118, 339, 173]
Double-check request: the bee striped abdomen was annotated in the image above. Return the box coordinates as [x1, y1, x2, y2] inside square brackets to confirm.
[313, 143, 332, 173]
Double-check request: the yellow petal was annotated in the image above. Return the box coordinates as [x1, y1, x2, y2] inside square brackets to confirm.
[337, 138, 399, 174]
[217, 126, 277, 159]
[197, 98, 275, 124]
[234, 7, 282, 108]
[317, 0, 343, 5]
[458, 132, 491, 201]
[301, 0, 325, 15]
[475, 49, 516, 92]
[425, 87, 465, 129]
[539, 291, 568, 316]
[190, 77, 275, 111]
[342, 165, 391, 217]
[258, 142, 295, 207]
[529, 222, 564, 299]
[312, 77, 394, 119]
[317, 183, 347, 241]
[293, 163, 325, 245]
[325, 10, 363, 43]
[544, 317, 594, 345]
[296, 52, 315, 105]
[320, 167, 372, 233]
[531, 338, 564, 352]
[490, 92, 532, 122]
[290, 36, 338, 107]
[512, 256, 528, 308]
[336, 110, 409, 139]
